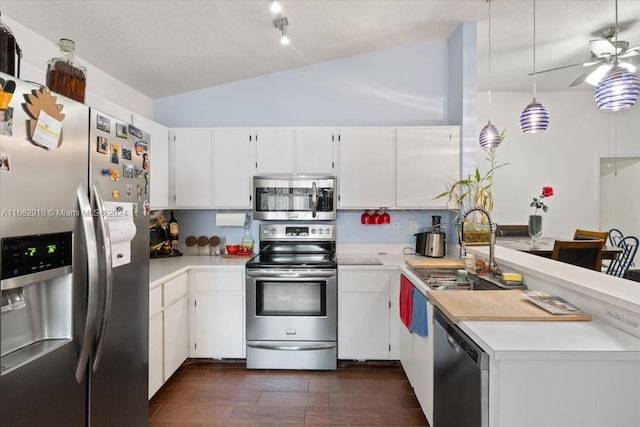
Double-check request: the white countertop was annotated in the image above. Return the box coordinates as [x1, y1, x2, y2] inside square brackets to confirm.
[150, 255, 247, 287]
[149, 245, 640, 359]
[459, 318, 640, 360]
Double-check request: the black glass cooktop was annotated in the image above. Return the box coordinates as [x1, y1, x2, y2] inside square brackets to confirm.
[246, 252, 337, 269]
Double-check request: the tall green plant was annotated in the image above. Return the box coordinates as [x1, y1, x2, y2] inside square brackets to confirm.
[435, 131, 507, 224]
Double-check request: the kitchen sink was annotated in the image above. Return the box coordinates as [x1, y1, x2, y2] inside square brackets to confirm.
[408, 267, 527, 291]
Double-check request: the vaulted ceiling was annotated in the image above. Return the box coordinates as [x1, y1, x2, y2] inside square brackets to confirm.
[2, 1, 640, 98]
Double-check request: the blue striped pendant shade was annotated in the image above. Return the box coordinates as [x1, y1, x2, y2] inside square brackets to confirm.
[519, 98, 550, 133]
[594, 65, 640, 111]
[479, 121, 500, 149]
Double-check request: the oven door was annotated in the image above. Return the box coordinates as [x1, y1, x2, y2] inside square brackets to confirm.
[246, 269, 337, 342]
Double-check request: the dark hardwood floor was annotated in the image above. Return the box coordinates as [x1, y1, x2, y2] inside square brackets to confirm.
[149, 359, 429, 426]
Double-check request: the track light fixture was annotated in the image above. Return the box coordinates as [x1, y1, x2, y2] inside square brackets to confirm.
[270, 1, 282, 15]
[273, 15, 290, 46]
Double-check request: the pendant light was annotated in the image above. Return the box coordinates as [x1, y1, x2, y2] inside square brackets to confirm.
[479, 0, 501, 149]
[520, 0, 550, 133]
[594, 0, 640, 111]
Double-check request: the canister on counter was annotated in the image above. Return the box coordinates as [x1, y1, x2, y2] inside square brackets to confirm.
[209, 236, 221, 256]
[197, 236, 209, 256]
[185, 235, 197, 255]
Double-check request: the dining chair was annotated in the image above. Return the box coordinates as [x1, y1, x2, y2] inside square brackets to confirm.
[608, 228, 624, 247]
[496, 225, 529, 237]
[552, 240, 603, 271]
[573, 229, 609, 243]
[606, 236, 639, 278]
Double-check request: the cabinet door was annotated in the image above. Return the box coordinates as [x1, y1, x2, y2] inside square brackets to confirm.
[213, 128, 252, 208]
[337, 127, 395, 208]
[148, 313, 163, 399]
[172, 128, 212, 207]
[294, 128, 334, 175]
[396, 126, 460, 208]
[339, 292, 390, 360]
[195, 294, 245, 358]
[163, 296, 189, 379]
[412, 298, 434, 424]
[133, 114, 169, 210]
[254, 127, 295, 174]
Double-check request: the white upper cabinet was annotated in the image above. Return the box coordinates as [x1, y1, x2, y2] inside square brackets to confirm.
[171, 128, 212, 207]
[253, 127, 295, 175]
[396, 126, 460, 208]
[294, 128, 335, 175]
[131, 114, 169, 210]
[337, 127, 396, 208]
[212, 128, 252, 208]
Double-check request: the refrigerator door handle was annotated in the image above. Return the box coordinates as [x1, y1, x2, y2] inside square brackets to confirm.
[75, 184, 100, 383]
[92, 183, 113, 373]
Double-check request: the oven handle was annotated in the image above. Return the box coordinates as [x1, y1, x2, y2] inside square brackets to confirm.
[246, 270, 336, 279]
[247, 342, 336, 351]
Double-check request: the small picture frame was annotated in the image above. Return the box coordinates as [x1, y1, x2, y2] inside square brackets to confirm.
[134, 165, 144, 177]
[110, 143, 120, 164]
[97, 136, 108, 154]
[128, 125, 142, 139]
[122, 147, 132, 160]
[134, 139, 148, 155]
[123, 163, 134, 179]
[96, 114, 110, 133]
[116, 123, 128, 138]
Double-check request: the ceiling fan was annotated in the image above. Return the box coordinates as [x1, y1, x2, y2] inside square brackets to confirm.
[532, 26, 640, 87]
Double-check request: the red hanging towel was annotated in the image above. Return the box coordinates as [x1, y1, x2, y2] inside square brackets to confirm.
[399, 274, 414, 329]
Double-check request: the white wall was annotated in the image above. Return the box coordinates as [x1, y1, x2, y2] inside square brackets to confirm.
[3, 15, 153, 120]
[475, 90, 640, 238]
[153, 40, 449, 127]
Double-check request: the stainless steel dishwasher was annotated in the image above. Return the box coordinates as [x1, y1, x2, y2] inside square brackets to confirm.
[434, 307, 489, 427]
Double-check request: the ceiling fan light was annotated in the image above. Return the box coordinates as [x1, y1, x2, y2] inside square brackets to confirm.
[585, 64, 612, 86]
[520, 98, 550, 133]
[619, 62, 637, 73]
[479, 121, 501, 149]
[594, 65, 640, 111]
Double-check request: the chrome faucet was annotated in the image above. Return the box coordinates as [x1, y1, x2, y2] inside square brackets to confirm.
[461, 207, 502, 278]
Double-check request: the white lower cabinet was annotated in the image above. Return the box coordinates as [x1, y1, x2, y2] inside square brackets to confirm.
[189, 269, 245, 359]
[338, 269, 392, 360]
[148, 272, 188, 399]
[398, 273, 434, 425]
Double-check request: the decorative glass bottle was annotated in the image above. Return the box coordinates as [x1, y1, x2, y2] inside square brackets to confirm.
[46, 38, 86, 103]
[0, 12, 21, 77]
[240, 226, 254, 253]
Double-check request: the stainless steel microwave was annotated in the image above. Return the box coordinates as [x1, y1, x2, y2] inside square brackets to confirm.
[253, 176, 336, 221]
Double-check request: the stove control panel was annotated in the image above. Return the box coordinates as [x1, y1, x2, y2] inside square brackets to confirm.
[259, 224, 335, 241]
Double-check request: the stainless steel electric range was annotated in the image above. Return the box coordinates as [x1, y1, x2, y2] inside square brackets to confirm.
[245, 223, 337, 370]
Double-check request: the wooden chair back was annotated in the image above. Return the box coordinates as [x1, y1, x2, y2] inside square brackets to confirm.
[573, 229, 608, 243]
[496, 225, 529, 237]
[552, 240, 603, 271]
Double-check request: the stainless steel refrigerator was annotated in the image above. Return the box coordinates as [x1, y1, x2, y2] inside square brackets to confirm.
[0, 73, 149, 426]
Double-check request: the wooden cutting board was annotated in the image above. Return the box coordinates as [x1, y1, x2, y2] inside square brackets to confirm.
[405, 257, 466, 269]
[427, 289, 592, 322]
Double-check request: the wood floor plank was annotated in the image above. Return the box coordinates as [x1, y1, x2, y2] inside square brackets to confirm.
[149, 360, 429, 427]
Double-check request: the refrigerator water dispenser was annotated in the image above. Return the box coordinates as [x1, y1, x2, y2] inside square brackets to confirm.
[1, 232, 73, 375]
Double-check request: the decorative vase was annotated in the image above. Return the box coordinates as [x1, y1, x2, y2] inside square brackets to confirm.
[528, 215, 542, 244]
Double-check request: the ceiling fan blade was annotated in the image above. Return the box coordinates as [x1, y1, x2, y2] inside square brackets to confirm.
[569, 63, 603, 87]
[529, 62, 585, 76]
[619, 46, 640, 58]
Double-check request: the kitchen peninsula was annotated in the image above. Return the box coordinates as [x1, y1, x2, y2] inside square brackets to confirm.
[150, 243, 640, 427]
